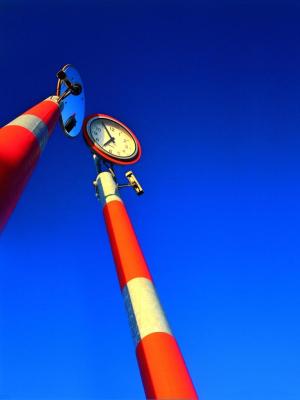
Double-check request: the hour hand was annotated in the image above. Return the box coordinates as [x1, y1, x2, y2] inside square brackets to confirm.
[103, 137, 115, 146]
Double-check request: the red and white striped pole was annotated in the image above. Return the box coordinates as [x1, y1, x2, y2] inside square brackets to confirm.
[95, 170, 198, 399]
[0, 96, 61, 231]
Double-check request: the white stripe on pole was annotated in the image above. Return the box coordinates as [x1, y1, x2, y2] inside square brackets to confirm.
[6, 114, 49, 151]
[123, 277, 172, 346]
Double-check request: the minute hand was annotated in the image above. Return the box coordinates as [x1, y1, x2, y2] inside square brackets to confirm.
[101, 121, 115, 142]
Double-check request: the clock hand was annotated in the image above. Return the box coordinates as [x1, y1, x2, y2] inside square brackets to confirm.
[103, 137, 115, 146]
[101, 121, 115, 143]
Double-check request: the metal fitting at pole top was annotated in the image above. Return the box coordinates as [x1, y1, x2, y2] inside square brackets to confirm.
[94, 171, 122, 206]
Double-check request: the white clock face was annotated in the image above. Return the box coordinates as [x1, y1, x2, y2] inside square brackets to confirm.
[88, 118, 137, 160]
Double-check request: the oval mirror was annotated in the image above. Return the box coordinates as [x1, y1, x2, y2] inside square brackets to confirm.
[56, 64, 85, 138]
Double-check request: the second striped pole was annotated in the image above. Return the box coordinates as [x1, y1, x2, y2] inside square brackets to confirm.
[95, 170, 198, 399]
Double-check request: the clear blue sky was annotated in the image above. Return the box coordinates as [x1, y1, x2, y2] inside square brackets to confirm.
[0, 1, 300, 399]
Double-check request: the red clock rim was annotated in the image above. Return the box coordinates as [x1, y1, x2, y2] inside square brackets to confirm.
[83, 113, 142, 165]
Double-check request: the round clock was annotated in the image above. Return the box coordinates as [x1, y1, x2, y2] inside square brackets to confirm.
[83, 114, 141, 165]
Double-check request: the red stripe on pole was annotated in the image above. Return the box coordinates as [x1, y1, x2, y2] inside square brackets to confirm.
[103, 199, 152, 289]
[136, 332, 198, 399]
[24, 99, 60, 134]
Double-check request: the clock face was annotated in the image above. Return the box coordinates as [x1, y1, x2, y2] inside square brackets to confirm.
[83, 114, 141, 165]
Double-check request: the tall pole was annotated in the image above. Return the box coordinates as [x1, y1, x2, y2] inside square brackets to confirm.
[0, 96, 61, 231]
[95, 170, 198, 399]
